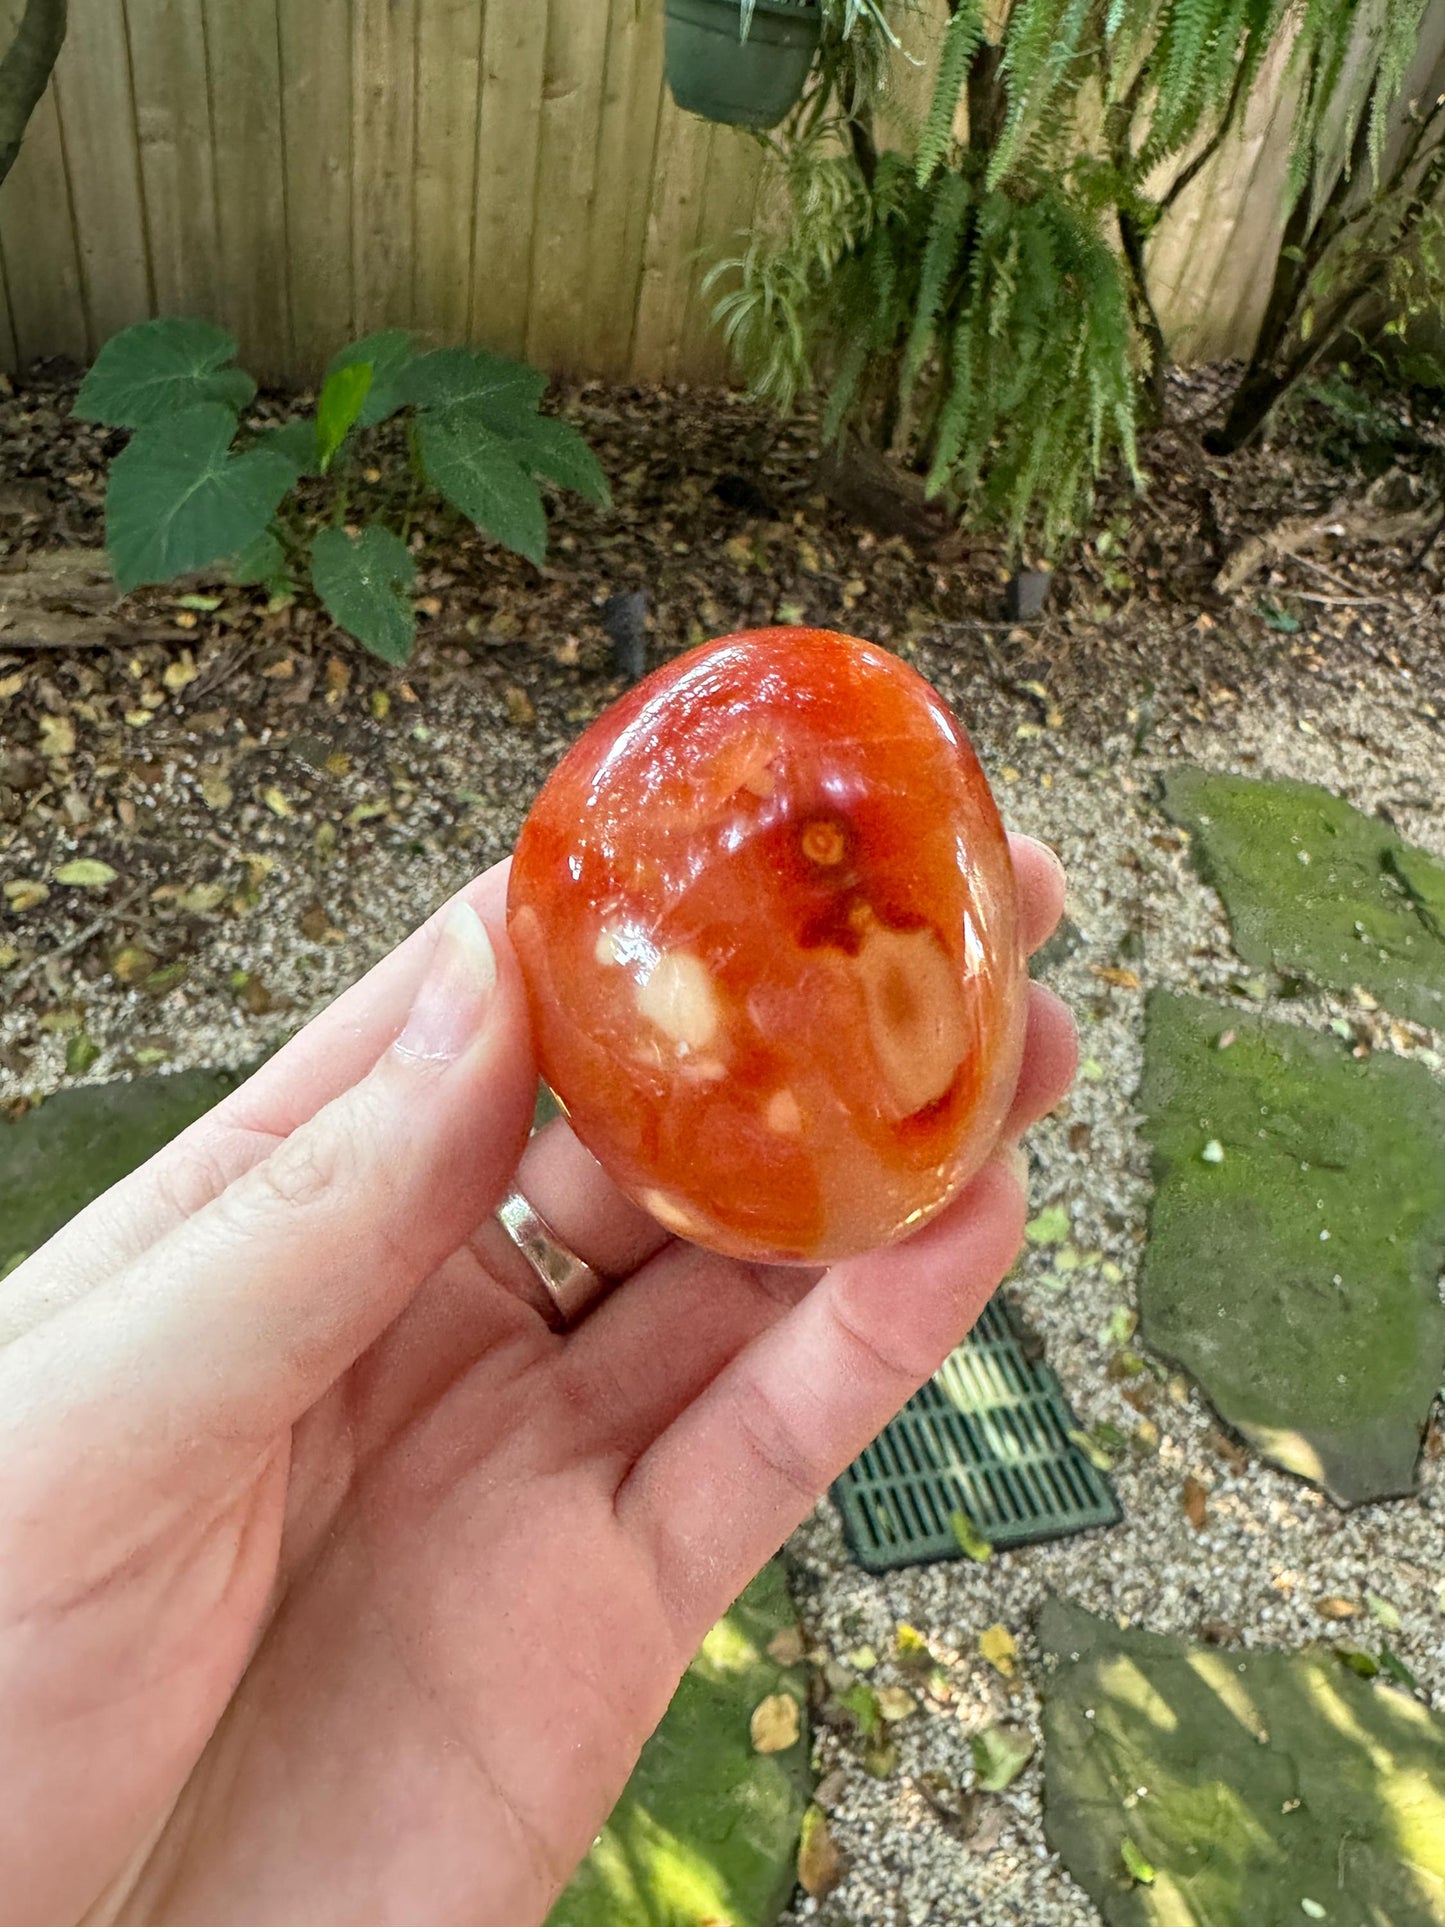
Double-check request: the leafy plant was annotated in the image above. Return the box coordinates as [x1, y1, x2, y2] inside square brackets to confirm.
[707, 0, 1432, 551]
[76, 319, 609, 664]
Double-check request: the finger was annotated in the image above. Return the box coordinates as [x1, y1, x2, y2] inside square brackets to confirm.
[615, 1152, 1028, 1643]
[1, 905, 537, 1494]
[0, 863, 514, 1347]
[1009, 833, 1067, 957]
[468, 1117, 673, 1314]
[1002, 983, 1077, 1140]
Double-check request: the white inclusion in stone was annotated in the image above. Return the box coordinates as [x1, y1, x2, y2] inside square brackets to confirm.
[855, 922, 968, 1117]
[636, 949, 723, 1051]
[594, 919, 660, 973]
[766, 1088, 803, 1135]
[642, 1188, 709, 1241]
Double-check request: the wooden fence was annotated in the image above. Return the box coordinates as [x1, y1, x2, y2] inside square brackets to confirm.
[1, 0, 1441, 386]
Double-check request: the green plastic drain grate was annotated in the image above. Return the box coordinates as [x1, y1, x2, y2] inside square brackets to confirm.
[832, 1296, 1120, 1571]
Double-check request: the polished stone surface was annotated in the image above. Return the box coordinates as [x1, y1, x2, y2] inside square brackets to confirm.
[508, 628, 1025, 1263]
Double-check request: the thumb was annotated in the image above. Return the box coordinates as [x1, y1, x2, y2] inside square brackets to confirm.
[3, 903, 537, 1475]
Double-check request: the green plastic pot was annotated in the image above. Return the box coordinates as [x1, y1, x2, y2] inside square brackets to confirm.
[664, 0, 821, 131]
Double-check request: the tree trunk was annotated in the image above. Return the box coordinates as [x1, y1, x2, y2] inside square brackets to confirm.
[967, 39, 1007, 161]
[1210, 67, 1387, 454]
[1118, 208, 1168, 422]
[0, 0, 66, 189]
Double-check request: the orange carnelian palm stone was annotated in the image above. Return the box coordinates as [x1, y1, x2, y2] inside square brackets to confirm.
[507, 627, 1026, 1264]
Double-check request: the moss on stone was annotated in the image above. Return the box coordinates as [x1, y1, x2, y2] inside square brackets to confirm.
[1041, 1597, 1445, 1927]
[0, 1066, 250, 1271]
[1138, 991, 1445, 1505]
[1160, 768, 1445, 1030]
[548, 1560, 812, 1927]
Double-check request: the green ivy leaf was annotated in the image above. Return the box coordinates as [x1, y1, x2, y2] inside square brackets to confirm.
[310, 526, 417, 666]
[106, 405, 297, 594]
[970, 1723, 1035, 1793]
[949, 1510, 993, 1562]
[326, 331, 417, 428]
[402, 346, 548, 430]
[1377, 1644, 1419, 1694]
[65, 1030, 101, 1077]
[316, 364, 374, 473]
[836, 1682, 882, 1739]
[1025, 1203, 1071, 1246]
[507, 413, 612, 507]
[1334, 1646, 1380, 1679]
[1364, 1591, 1402, 1633]
[76, 320, 255, 429]
[1120, 1838, 1156, 1886]
[417, 413, 548, 566]
[230, 529, 290, 593]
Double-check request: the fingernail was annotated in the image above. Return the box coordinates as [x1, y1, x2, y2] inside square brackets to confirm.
[394, 903, 497, 1063]
[1027, 835, 1067, 892]
[998, 1141, 1030, 1200]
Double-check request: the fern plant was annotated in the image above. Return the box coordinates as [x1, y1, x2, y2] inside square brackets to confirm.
[709, 0, 1432, 551]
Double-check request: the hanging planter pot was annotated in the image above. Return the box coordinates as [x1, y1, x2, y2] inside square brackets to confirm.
[665, 0, 822, 132]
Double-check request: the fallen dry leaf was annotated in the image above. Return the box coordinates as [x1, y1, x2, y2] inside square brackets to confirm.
[796, 1805, 843, 1898]
[978, 1624, 1017, 1679]
[1091, 964, 1142, 990]
[876, 1686, 918, 1724]
[38, 715, 75, 759]
[162, 651, 199, 693]
[200, 766, 234, 811]
[505, 684, 536, 727]
[53, 859, 117, 888]
[1183, 1475, 1209, 1531]
[263, 786, 296, 818]
[749, 1692, 801, 1755]
[4, 880, 49, 911]
[176, 882, 228, 916]
[766, 1625, 805, 1667]
[1316, 1596, 1361, 1621]
[1207, 1427, 1249, 1471]
[111, 946, 157, 985]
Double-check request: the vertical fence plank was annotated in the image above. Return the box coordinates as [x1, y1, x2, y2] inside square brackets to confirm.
[126, 0, 222, 324]
[414, 0, 484, 347]
[0, 84, 87, 368]
[353, 0, 417, 334]
[584, 0, 667, 377]
[203, 0, 291, 377]
[470, 4, 548, 357]
[51, 0, 152, 353]
[3, 0, 1427, 387]
[525, 0, 613, 373]
[632, 102, 715, 380]
[278, 0, 353, 381]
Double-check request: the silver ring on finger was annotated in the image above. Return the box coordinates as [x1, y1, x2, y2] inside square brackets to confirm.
[495, 1190, 613, 1329]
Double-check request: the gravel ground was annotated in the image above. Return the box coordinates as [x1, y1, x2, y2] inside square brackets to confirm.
[3, 367, 1444, 1926]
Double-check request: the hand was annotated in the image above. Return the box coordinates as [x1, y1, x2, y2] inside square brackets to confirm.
[0, 837, 1074, 1927]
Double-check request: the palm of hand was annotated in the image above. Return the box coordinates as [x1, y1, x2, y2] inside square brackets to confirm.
[113, 1249, 696, 1927]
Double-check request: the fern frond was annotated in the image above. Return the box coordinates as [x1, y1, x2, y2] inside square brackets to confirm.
[916, 1, 986, 186]
[901, 172, 972, 395]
